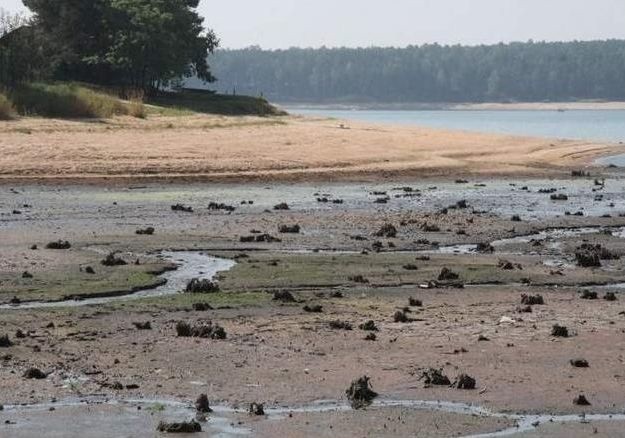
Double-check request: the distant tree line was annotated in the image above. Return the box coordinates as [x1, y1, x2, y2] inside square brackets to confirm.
[0, 1, 218, 93]
[207, 41, 625, 103]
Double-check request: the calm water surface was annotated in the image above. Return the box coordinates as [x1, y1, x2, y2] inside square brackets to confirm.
[287, 108, 625, 143]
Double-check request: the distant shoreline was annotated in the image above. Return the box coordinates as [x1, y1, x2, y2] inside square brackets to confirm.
[280, 101, 625, 111]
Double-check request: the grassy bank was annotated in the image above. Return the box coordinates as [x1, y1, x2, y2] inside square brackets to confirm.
[0, 82, 285, 119]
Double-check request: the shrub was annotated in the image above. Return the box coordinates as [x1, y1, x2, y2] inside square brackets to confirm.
[0, 92, 16, 120]
[9, 83, 127, 118]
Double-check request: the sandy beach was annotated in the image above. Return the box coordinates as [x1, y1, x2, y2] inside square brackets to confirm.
[0, 114, 620, 184]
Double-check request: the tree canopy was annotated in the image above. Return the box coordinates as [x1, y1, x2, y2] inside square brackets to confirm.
[205, 41, 625, 103]
[10, 0, 218, 91]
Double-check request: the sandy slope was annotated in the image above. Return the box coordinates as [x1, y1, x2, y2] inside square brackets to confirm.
[0, 114, 619, 183]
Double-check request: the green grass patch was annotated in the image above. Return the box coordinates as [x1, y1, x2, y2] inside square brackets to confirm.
[104, 290, 270, 312]
[9, 82, 128, 118]
[0, 260, 169, 302]
[148, 89, 287, 117]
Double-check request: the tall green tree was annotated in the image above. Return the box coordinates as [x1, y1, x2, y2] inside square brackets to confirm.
[23, 0, 219, 91]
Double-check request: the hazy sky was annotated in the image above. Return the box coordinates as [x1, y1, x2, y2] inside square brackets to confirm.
[4, 0, 625, 49]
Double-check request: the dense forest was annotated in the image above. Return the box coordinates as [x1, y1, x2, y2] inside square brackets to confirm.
[204, 41, 625, 103]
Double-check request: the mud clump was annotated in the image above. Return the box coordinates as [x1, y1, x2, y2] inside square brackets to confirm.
[521, 294, 544, 305]
[157, 420, 202, 433]
[185, 278, 220, 294]
[240, 234, 282, 243]
[171, 204, 193, 213]
[550, 193, 569, 201]
[101, 252, 127, 266]
[511, 215, 522, 222]
[359, 320, 379, 331]
[375, 224, 398, 238]
[273, 291, 296, 303]
[22, 271, 33, 279]
[278, 224, 301, 234]
[421, 368, 451, 386]
[192, 302, 213, 311]
[604, 292, 618, 301]
[438, 267, 459, 281]
[208, 202, 236, 212]
[580, 290, 598, 300]
[575, 244, 619, 267]
[23, 368, 47, 379]
[132, 322, 152, 330]
[45, 240, 71, 250]
[402, 264, 418, 271]
[176, 321, 226, 339]
[570, 358, 589, 368]
[85, 266, 95, 274]
[421, 223, 440, 232]
[453, 374, 476, 390]
[408, 298, 423, 307]
[346, 376, 378, 409]
[476, 242, 494, 253]
[273, 203, 290, 211]
[195, 394, 212, 413]
[303, 305, 323, 313]
[249, 402, 265, 416]
[574, 395, 591, 406]
[0, 335, 12, 348]
[552, 324, 569, 338]
[329, 320, 353, 330]
[136, 227, 155, 235]
[393, 310, 412, 323]
[364, 333, 377, 341]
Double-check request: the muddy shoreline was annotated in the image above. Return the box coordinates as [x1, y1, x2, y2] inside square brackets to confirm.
[2, 177, 625, 436]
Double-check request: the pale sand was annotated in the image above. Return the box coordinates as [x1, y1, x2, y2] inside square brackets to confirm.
[0, 114, 619, 183]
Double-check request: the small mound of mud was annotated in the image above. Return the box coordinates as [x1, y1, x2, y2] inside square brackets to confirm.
[375, 224, 398, 238]
[408, 298, 423, 307]
[171, 204, 193, 213]
[192, 302, 213, 311]
[132, 322, 152, 330]
[195, 394, 212, 413]
[550, 193, 569, 201]
[157, 420, 202, 433]
[364, 333, 377, 341]
[240, 234, 282, 243]
[359, 320, 378, 331]
[346, 376, 378, 409]
[273, 203, 290, 211]
[85, 266, 95, 274]
[575, 244, 620, 267]
[303, 305, 323, 313]
[45, 240, 71, 250]
[403, 264, 418, 271]
[421, 368, 451, 386]
[176, 321, 226, 339]
[604, 292, 618, 301]
[23, 368, 47, 379]
[521, 294, 544, 305]
[278, 224, 301, 234]
[0, 335, 12, 348]
[453, 374, 476, 390]
[570, 358, 589, 368]
[580, 290, 598, 300]
[574, 394, 591, 406]
[208, 202, 236, 212]
[393, 310, 412, 323]
[438, 268, 459, 281]
[101, 252, 127, 266]
[476, 242, 494, 253]
[22, 271, 33, 279]
[421, 223, 441, 232]
[552, 324, 569, 338]
[273, 291, 296, 303]
[185, 278, 220, 294]
[329, 320, 353, 330]
[249, 402, 265, 416]
[498, 259, 522, 270]
[136, 227, 155, 235]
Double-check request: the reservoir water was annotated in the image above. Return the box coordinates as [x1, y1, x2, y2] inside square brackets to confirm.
[287, 108, 625, 144]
